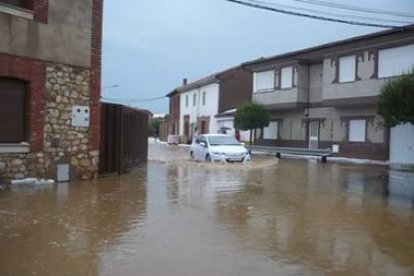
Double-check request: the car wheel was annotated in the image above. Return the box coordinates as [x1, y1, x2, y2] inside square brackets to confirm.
[205, 154, 211, 163]
[190, 151, 194, 160]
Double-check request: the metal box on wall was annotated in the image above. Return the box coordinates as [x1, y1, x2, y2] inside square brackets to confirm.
[71, 106, 90, 127]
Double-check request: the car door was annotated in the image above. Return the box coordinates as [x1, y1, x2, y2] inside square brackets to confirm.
[197, 136, 208, 160]
[192, 138, 201, 160]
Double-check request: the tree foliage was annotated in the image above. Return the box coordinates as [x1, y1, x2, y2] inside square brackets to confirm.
[378, 69, 414, 127]
[148, 118, 160, 137]
[234, 103, 269, 144]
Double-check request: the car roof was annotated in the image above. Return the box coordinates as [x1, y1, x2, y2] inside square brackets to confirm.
[200, 134, 232, 137]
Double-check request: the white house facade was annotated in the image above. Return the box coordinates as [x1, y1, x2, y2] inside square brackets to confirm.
[169, 66, 253, 143]
[179, 82, 220, 142]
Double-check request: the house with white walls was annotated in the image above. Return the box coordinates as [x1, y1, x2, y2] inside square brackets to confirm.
[167, 66, 252, 143]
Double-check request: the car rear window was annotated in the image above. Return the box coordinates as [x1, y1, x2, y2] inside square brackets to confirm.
[207, 136, 241, 145]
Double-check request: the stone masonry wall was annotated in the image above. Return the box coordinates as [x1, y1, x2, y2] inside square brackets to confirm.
[44, 63, 99, 180]
[0, 63, 99, 184]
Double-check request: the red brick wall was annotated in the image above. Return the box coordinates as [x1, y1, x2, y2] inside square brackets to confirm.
[33, 0, 49, 23]
[89, 0, 103, 152]
[0, 54, 46, 153]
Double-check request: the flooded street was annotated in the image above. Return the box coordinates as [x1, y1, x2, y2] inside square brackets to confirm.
[1, 142, 414, 275]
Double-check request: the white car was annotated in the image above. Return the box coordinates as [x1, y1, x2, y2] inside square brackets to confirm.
[190, 134, 251, 163]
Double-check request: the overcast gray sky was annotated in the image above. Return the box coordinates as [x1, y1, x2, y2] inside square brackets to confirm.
[102, 0, 414, 114]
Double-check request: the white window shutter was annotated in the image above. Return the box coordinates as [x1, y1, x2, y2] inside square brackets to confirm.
[378, 44, 414, 78]
[254, 70, 274, 92]
[281, 66, 293, 89]
[263, 121, 278, 139]
[339, 55, 356, 83]
[349, 120, 366, 142]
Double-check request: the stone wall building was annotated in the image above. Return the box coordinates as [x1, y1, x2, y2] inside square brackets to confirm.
[0, 0, 103, 183]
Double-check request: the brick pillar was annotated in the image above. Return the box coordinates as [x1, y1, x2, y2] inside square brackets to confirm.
[89, 0, 104, 152]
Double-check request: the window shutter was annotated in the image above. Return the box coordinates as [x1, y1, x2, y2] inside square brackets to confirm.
[263, 121, 278, 139]
[349, 119, 366, 142]
[0, 79, 26, 143]
[339, 55, 356, 82]
[378, 44, 414, 78]
[281, 66, 293, 89]
[254, 70, 274, 92]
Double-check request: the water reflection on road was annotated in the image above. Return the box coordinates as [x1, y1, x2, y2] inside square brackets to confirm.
[0, 143, 413, 275]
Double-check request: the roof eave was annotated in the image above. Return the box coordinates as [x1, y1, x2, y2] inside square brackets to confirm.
[243, 24, 414, 69]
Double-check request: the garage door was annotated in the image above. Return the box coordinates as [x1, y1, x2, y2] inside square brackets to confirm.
[390, 123, 414, 165]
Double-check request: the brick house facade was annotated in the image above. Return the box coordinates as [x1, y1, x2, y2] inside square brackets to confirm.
[0, 0, 103, 183]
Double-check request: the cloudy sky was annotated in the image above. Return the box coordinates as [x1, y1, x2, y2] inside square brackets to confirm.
[102, 0, 414, 114]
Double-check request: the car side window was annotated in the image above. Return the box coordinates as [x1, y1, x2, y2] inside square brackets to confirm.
[199, 137, 207, 147]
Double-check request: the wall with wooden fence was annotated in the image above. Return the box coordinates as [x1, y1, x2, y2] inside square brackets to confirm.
[100, 103, 148, 175]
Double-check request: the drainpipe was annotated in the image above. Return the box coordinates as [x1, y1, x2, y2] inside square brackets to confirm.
[305, 65, 310, 118]
[196, 87, 201, 133]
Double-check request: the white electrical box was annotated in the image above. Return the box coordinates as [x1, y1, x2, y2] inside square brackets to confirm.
[332, 144, 340, 153]
[71, 105, 90, 127]
[57, 164, 70, 182]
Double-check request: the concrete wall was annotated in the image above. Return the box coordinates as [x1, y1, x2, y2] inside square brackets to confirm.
[309, 63, 323, 104]
[260, 106, 387, 159]
[0, 0, 92, 67]
[296, 64, 309, 103]
[308, 106, 385, 144]
[253, 88, 298, 107]
[322, 51, 386, 102]
[267, 110, 306, 141]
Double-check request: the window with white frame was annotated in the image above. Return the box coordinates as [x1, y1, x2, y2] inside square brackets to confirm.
[339, 55, 356, 83]
[185, 95, 189, 107]
[378, 44, 414, 78]
[254, 70, 274, 92]
[349, 119, 366, 142]
[193, 93, 196, 106]
[281, 66, 293, 89]
[263, 121, 278, 140]
[202, 91, 206, 106]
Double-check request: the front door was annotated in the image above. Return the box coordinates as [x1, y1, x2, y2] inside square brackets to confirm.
[184, 115, 190, 142]
[308, 121, 319, 149]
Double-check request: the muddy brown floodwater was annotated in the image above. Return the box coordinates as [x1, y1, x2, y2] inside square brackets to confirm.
[0, 142, 413, 276]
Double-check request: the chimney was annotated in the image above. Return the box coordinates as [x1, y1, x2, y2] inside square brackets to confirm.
[182, 78, 188, 86]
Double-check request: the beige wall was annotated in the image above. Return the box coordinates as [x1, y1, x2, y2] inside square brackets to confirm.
[270, 106, 385, 144]
[322, 51, 387, 101]
[269, 110, 306, 141]
[253, 88, 298, 106]
[309, 107, 385, 144]
[296, 64, 309, 103]
[308, 63, 323, 103]
[0, 0, 92, 67]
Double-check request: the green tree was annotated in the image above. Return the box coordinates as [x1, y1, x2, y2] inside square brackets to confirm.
[234, 102, 269, 145]
[378, 69, 414, 128]
[148, 118, 160, 137]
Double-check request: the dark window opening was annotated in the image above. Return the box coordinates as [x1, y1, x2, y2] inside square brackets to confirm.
[184, 122, 190, 137]
[0, 0, 33, 10]
[200, 121, 207, 134]
[0, 78, 27, 143]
